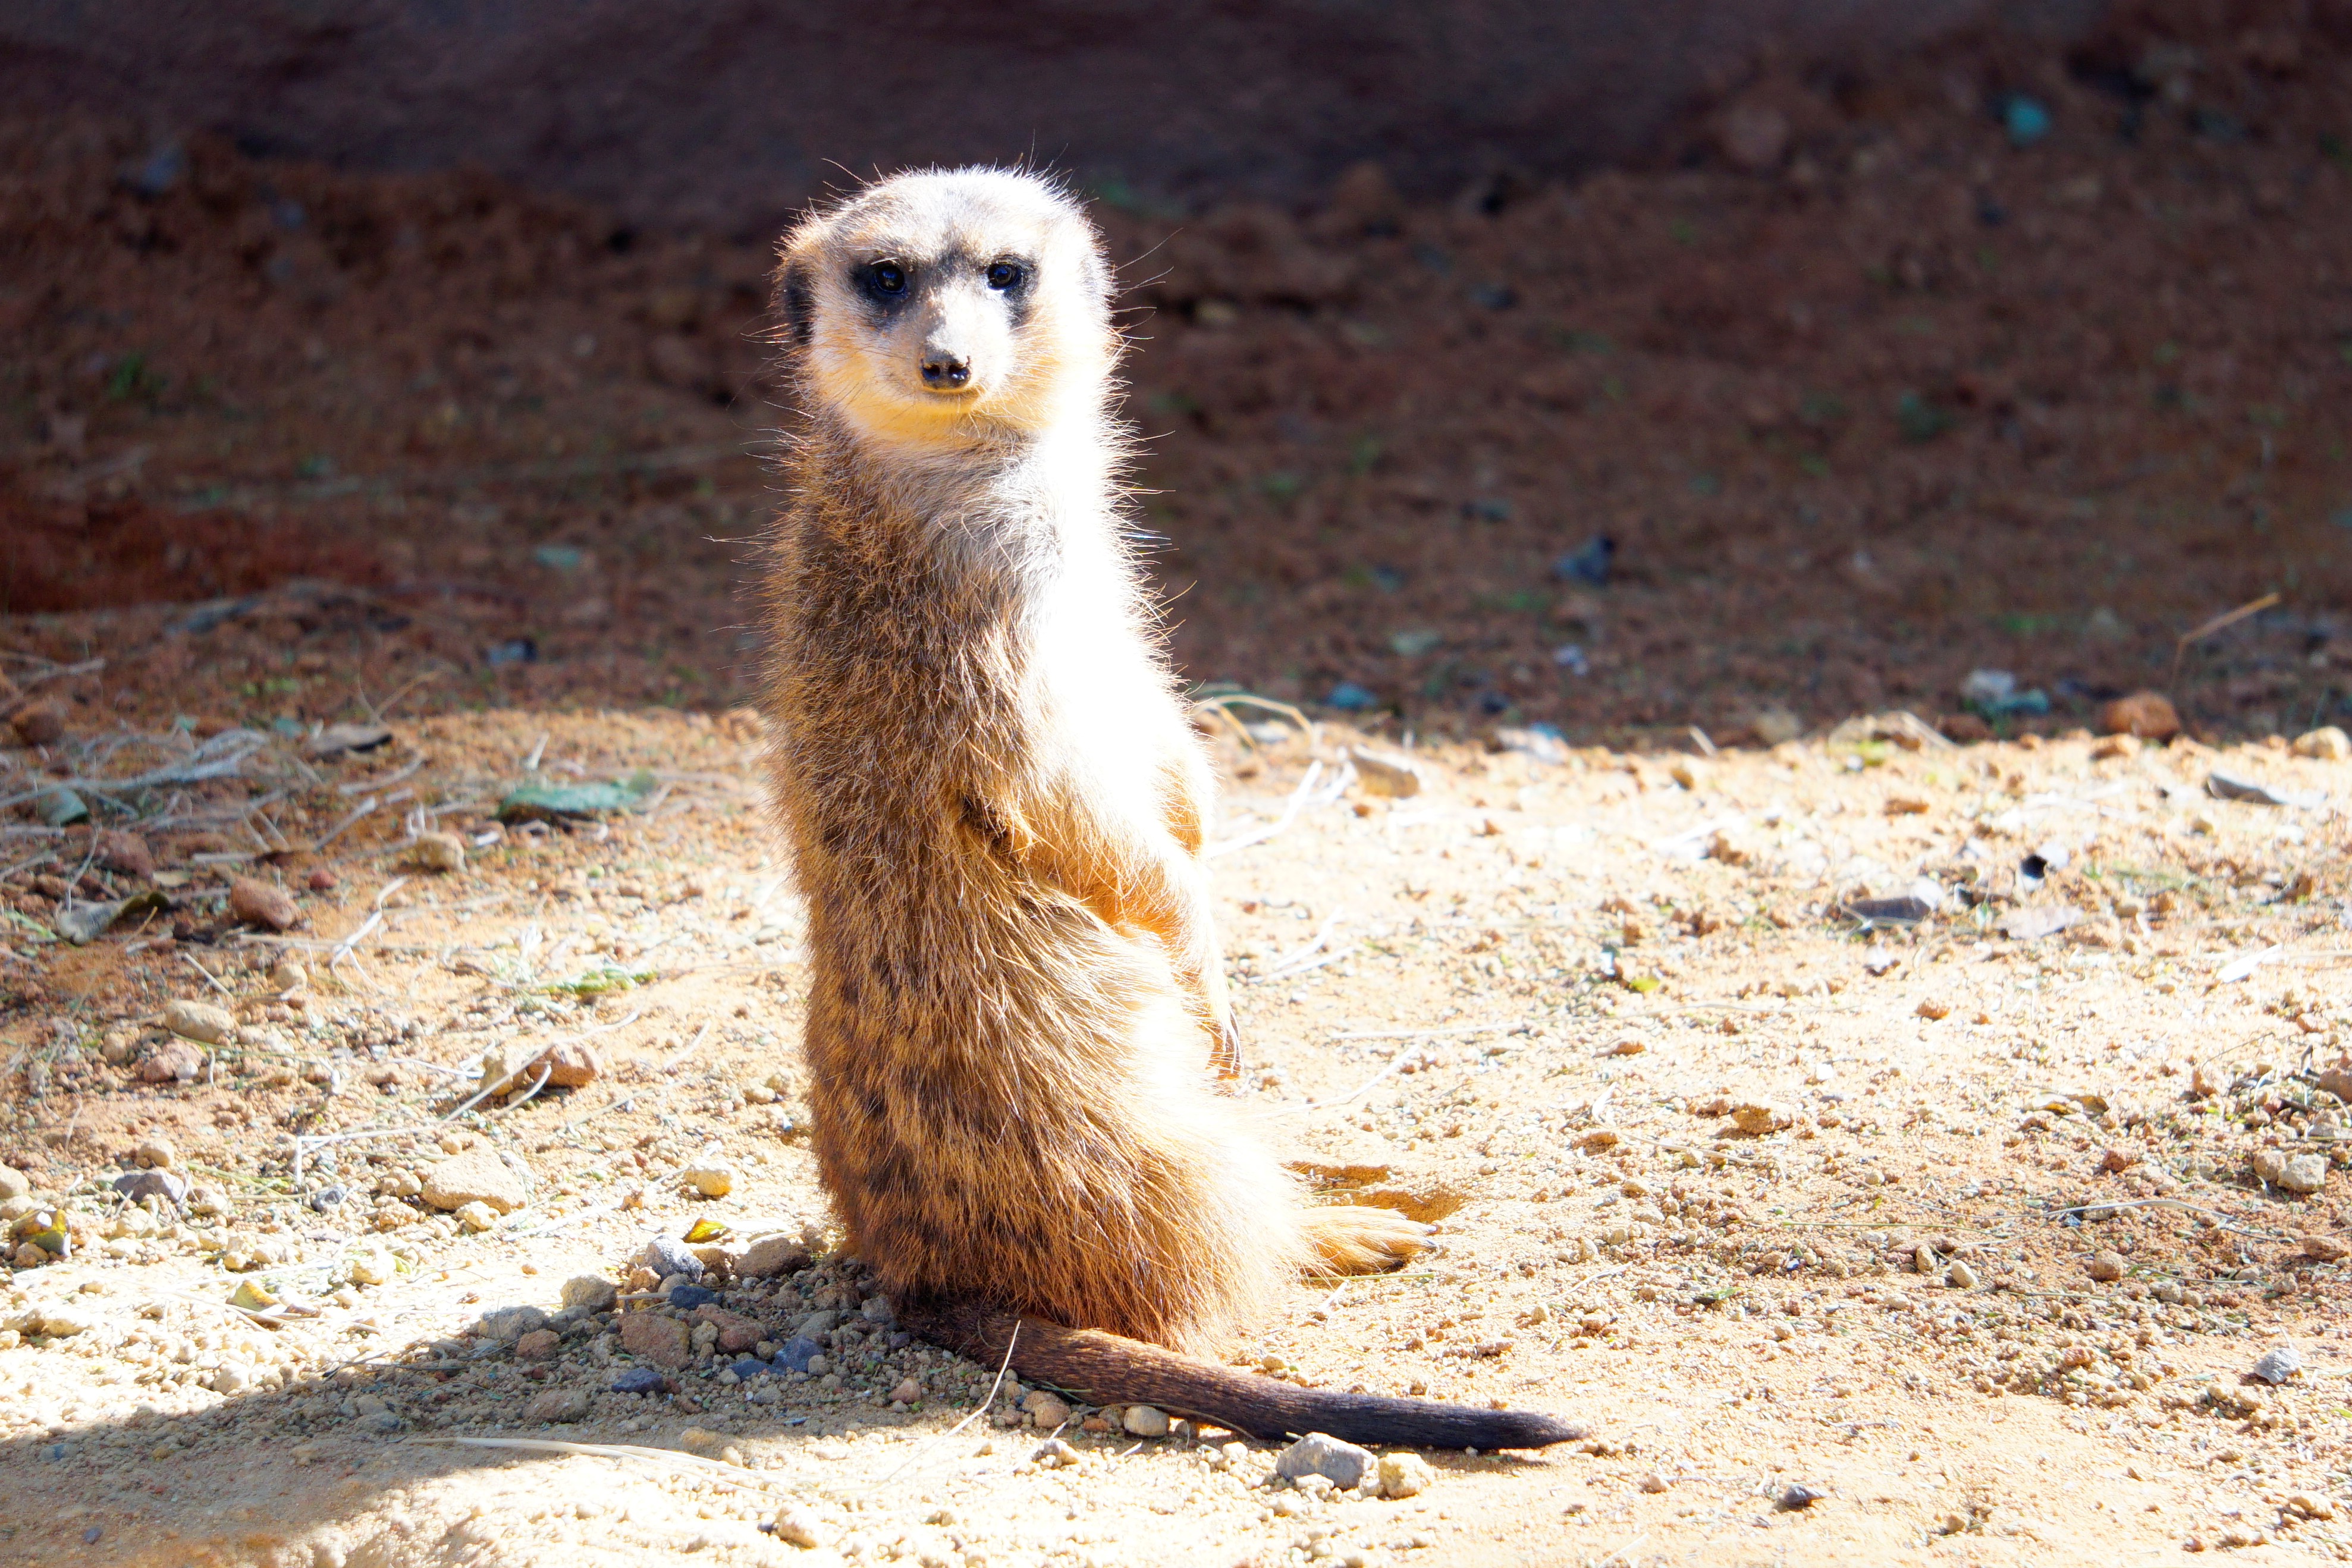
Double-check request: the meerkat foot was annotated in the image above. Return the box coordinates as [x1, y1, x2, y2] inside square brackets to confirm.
[1299, 1205, 1428, 1275]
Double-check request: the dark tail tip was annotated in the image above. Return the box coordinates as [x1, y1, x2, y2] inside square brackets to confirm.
[1478, 1410, 1590, 1449]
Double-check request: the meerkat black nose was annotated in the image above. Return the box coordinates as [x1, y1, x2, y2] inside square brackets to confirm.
[921, 353, 971, 389]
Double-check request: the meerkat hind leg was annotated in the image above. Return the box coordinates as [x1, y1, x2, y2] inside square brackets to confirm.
[1299, 1204, 1428, 1275]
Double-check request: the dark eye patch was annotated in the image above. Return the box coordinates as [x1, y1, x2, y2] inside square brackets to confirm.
[985, 260, 1025, 291]
[861, 259, 910, 303]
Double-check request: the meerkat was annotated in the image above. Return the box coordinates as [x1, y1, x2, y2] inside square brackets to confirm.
[761, 167, 1582, 1449]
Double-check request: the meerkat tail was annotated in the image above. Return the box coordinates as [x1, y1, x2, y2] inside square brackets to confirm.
[896, 1298, 1587, 1451]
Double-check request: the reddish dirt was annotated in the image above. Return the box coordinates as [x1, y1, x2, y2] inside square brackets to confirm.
[1, 1, 2347, 747]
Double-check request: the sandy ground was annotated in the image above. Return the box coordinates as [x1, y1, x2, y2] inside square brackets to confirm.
[0, 706, 2347, 1567]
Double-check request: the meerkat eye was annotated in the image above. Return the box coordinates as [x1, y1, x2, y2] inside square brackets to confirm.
[868, 261, 907, 295]
[985, 260, 1024, 291]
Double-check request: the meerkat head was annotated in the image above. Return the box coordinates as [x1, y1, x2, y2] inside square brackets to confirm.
[775, 168, 1117, 451]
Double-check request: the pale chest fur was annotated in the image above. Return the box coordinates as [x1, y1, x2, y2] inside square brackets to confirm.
[781, 418, 1187, 847]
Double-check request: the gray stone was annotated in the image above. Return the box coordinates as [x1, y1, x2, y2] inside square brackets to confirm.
[477, 1305, 549, 1343]
[523, 1386, 593, 1423]
[639, 1233, 705, 1280]
[2252, 1346, 2304, 1385]
[112, 1169, 189, 1205]
[1275, 1432, 1377, 1491]
[774, 1334, 823, 1373]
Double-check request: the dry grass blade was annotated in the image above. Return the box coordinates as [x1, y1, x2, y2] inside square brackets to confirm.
[2172, 591, 2282, 684]
[1207, 758, 1328, 859]
[1332, 1020, 1534, 1041]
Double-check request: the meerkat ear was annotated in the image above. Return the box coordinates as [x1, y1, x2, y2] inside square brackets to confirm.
[775, 256, 817, 349]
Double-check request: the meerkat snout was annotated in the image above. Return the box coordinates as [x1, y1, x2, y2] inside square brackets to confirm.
[919, 346, 970, 389]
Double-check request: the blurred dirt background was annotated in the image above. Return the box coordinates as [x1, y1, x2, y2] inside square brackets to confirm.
[2, 1, 2351, 1564]
[1, 2, 2348, 748]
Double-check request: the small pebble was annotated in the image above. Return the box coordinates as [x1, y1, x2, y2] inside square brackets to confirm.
[142, 1044, 209, 1081]
[523, 1386, 592, 1424]
[9, 700, 65, 746]
[560, 1275, 617, 1312]
[1380, 1451, 1437, 1499]
[773, 1334, 823, 1373]
[773, 1506, 830, 1548]
[2251, 1148, 2327, 1195]
[113, 1168, 189, 1205]
[131, 1136, 177, 1170]
[610, 1368, 668, 1395]
[1275, 1432, 1376, 1491]
[740, 1234, 813, 1278]
[667, 1283, 720, 1311]
[227, 876, 301, 932]
[2251, 1346, 2303, 1385]
[2088, 1250, 2127, 1283]
[1122, 1403, 1170, 1437]
[2291, 727, 2349, 761]
[682, 1162, 736, 1199]
[1778, 1482, 1826, 1510]
[639, 1234, 706, 1281]
[419, 1148, 530, 1212]
[477, 1305, 548, 1343]
[410, 832, 466, 873]
[890, 1376, 922, 1405]
[162, 998, 234, 1045]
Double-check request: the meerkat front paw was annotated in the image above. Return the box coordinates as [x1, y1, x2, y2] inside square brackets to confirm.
[1299, 1204, 1428, 1275]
